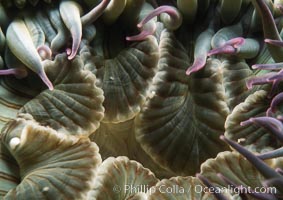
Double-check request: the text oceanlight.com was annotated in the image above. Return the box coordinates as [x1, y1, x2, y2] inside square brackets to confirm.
[112, 184, 277, 195]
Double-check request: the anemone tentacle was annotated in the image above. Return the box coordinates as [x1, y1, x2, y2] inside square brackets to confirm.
[251, 0, 283, 62]
[197, 174, 229, 200]
[100, 0, 125, 25]
[81, 0, 110, 26]
[126, 2, 156, 41]
[6, 19, 53, 90]
[186, 28, 214, 75]
[258, 147, 283, 159]
[241, 117, 283, 142]
[47, 8, 70, 54]
[220, 136, 283, 181]
[59, 0, 82, 60]
[137, 5, 182, 31]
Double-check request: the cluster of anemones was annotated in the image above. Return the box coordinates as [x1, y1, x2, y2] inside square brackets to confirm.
[1, 0, 283, 199]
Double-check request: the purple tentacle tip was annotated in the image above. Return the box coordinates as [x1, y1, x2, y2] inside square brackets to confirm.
[127, 5, 180, 41]
[38, 70, 54, 91]
[186, 55, 207, 75]
[269, 92, 283, 113]
[126, 22, 156, 41]
[66, 48, 72, 56]
[240, 118, 253, 126]
[0, 68, 28, 79]
[67, 39, 80, 60]
[258, 148, 283, 160]
[240, 117, 283, 142]
[245, 74, 274, 89]
[208, 37, 245, 56]
[276, 168, 283, 175]
[37, 45, 52, 60]
[197, 173, 229, 200]
[208, 45, 236, 56]
[220, 135, 282, 181]
[138, 6, 180, 29]
[81, 0, 109, 26]
[225, 37, 245, 48]
[265, 39, 283, 47]
[252, 63, 283, 70]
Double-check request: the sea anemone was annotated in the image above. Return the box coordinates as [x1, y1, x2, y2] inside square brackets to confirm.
[0, 0, 283, 199]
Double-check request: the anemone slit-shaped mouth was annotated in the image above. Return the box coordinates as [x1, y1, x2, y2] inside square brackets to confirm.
[81, 23, 159, 123]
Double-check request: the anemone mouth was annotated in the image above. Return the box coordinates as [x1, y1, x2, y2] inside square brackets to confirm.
[81, 29, 159, 123]
[97, 24, 129, 59]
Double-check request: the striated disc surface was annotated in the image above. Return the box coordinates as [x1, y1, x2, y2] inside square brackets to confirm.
[135, 30, 230, 175]
[81, 35, 159, 123]
[1, 115, 102, 199]
[135, 176, 219, 200]
[225, 90, 279, 152]
[19, 54, 105, 136]
[0, 142, 19, 198]
[200, 151, 282, 198]
[221, 59, 256, 110]
[90, 119, 175, 178]
[0, 77, 32, 129]
[87, 156, 158, 200]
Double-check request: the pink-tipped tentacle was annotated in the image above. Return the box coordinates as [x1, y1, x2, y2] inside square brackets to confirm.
[137, 6, 180, 29]
[68, 26, 81, 60]
[225, 37, 245, 48]
[252, 63, 283, 70]
[38, 69, 54, 91]
[81, 0, 110, 26]
[245, 73, 277, 89]
[269, 92, 283, 113]
[276, 168, 283, 175]
[241, 117, 283, 142]
[66, 48, 72, 56]
[208, 37, 245, 56]
[186, 55, 207, 75]
[37, 45, 52, 60]
[267, 69, 283, 82]
[207, 45, 236, 56]
[0, 68, 28, 79]
[240, 118, 253, 126]
[126, 22, 156, 41]
[265, 38, 283, 47]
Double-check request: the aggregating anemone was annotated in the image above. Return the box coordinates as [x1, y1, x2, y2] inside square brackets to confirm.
[1, 0, 283, 199]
